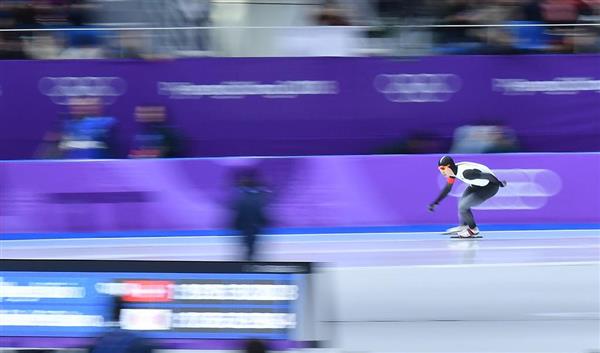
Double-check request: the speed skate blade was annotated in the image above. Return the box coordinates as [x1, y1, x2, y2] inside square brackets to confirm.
[442, 226, 467, 235]
[450, 235, 483, 239]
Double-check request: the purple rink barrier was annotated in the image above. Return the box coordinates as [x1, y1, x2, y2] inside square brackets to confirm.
[1, 55, 600, 159]
[0, 337, 307, 350]
[0, 153, 598, 235]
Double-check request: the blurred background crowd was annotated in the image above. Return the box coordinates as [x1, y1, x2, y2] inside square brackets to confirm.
[1, 0, 599, 59]
[32, 98, 521, 160]
[36, 98, 184, 159]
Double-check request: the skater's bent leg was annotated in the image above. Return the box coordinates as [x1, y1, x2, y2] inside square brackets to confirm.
[458, 194, 480, 229]
[458, 184, 500, 229]
[459, 187, 479, 228]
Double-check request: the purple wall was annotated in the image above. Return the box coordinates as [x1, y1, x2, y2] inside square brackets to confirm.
[1, 153, 598, 235]
[1, 55, 599, 159]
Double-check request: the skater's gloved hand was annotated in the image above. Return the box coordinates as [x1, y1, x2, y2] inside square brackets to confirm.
[500, 180, 508, 187]
[428, 203, 437, 212]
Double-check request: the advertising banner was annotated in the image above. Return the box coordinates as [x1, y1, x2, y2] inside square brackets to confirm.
[1, 55, 599, 159]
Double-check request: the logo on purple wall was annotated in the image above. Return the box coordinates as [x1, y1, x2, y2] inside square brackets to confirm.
[158, 81, 338, 99]
[38, 77, 127, 105]
[374, 73, 461, 103]
[493, 77, 600, 95]
[441, 169, 563, 210]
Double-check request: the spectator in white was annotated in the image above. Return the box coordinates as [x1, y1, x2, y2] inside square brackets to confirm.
[57, 97, 117, 159]
[450, 124, 520, 153]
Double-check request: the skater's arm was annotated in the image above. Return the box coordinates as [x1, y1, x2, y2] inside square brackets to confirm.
[430, 177, 455, 208]
[463, 169, 505, 186]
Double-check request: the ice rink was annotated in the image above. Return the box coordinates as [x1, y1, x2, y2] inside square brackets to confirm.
[2, 228, 599, 353]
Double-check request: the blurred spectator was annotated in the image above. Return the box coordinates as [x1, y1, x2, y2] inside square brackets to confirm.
[23, 32, 62, 58]
[51, 97, 117, 159]
[575, 0, 600, 52]
[377, 132, 447, 154]
[1, 0, 106, 59]
[245, 339, 269, 353]
[278, 0, 363, 56]
[95, 0, 212, 57]
[580, 0, 600, 21]
[450, 124, 520, 153]
[89, 296, 153, 353]
[232, 173, 270, 261]
[92, 0, 153, 58]
[376, 0, 426, 20]
[432, 0, 599, 54]
[174, 0, 212, 55]
[108, 31, 147, 59]
[476, 0, 523, 54]
[314, 0, 352, 26]
[434, 0, 523, 54]
[541, 0, 580, 23]
[434, 0, 483, 54]
[523, 0, 544, 22]
[58, 0, 105, 59]
[129, 105, 183, 158]
[0, 1, 28, 59]
[363, 0, 437, 56]
[0, 33, 27, 59]
[537, 0, 600, 53]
